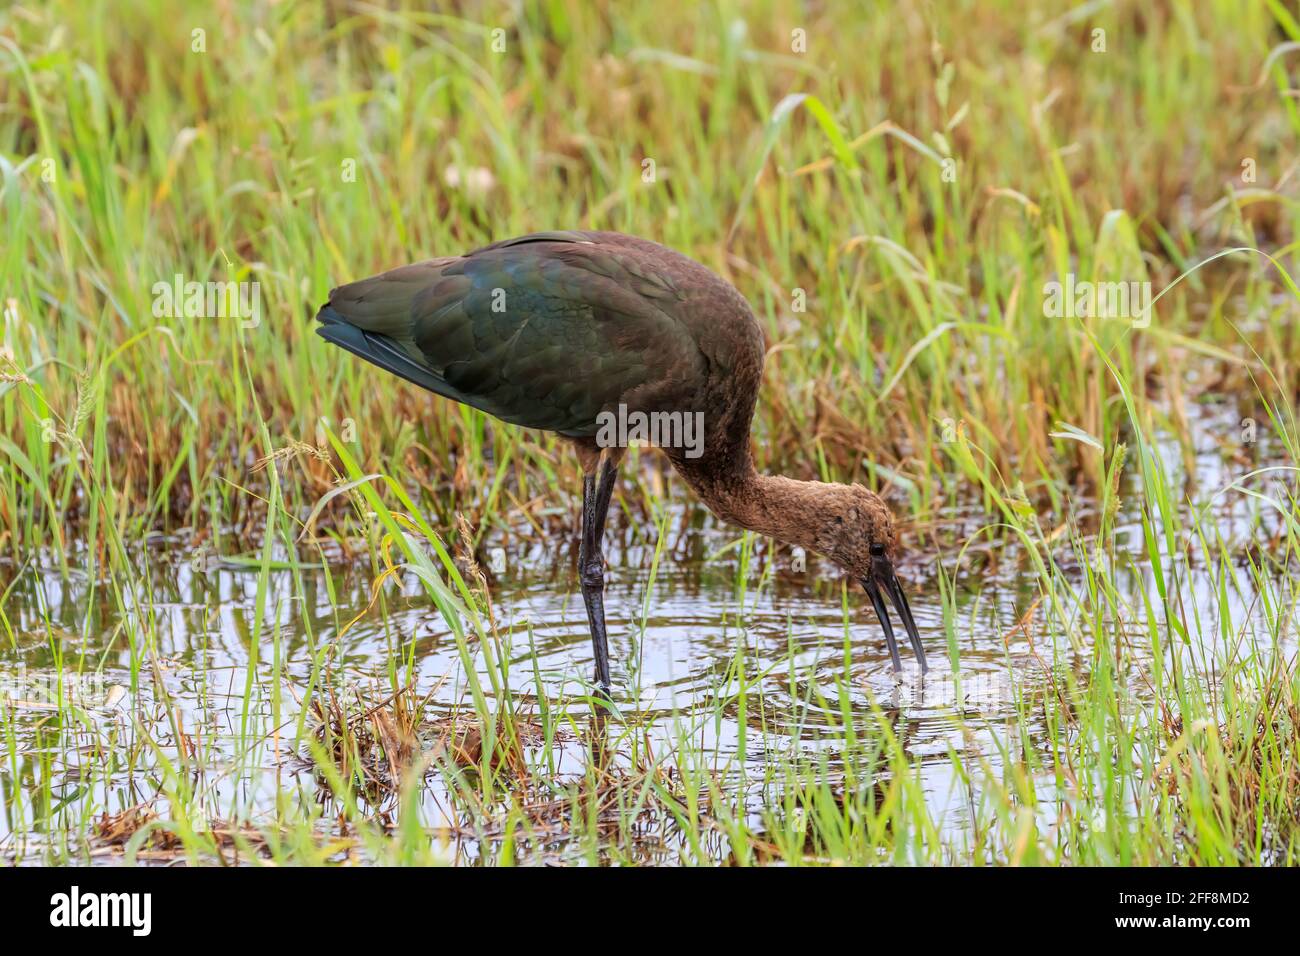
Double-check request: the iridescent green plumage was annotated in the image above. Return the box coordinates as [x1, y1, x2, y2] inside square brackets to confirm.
[317, 231, 735, 438]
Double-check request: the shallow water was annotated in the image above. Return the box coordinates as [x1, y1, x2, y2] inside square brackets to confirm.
[1, 400, 1295, 864]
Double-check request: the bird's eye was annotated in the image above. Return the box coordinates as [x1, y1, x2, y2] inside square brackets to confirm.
[870, 542, 885, 557]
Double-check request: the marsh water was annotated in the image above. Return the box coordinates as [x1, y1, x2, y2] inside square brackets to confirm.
[2, 400, 1295, 864]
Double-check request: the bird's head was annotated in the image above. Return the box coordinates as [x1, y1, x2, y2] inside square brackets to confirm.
[683, 470, 928, 675]
[809, 482, 899, 575]
[808, 483, 927, 675]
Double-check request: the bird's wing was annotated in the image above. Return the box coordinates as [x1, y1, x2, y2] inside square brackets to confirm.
[316, 233, 707, 436]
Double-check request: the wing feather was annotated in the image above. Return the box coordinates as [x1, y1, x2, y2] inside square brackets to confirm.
[316, 232, 707, 436]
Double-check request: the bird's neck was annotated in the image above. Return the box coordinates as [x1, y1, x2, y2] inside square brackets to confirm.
[671, 445, 828, 554]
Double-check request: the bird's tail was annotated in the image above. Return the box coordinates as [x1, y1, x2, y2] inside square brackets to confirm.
[314, 260, 459, 397]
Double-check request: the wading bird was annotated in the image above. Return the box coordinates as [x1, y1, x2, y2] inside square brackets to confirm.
[316, 231, 927, 689]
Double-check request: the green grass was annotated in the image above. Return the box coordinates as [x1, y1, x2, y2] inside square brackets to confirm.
[1, 0, 1298, 865]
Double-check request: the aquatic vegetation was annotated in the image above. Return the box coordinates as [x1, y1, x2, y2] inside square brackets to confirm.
[0, 0, 1297, 865]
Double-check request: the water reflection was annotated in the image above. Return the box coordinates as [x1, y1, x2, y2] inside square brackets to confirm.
[1, 399, 1295, 863]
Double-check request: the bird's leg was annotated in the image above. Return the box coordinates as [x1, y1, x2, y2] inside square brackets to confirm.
[579, 457, 618, 692]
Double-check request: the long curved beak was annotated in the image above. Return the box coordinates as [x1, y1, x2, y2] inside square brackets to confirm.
[861, 563, 928, 675]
